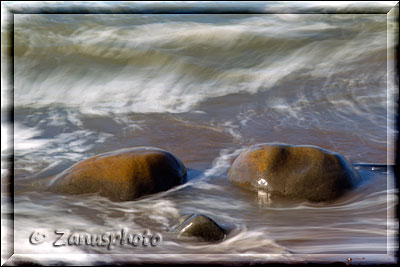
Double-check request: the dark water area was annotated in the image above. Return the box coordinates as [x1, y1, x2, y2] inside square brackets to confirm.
[1, 2, 398, 265]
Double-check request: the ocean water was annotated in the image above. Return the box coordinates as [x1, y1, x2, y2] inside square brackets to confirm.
[1, 2, 398, 265]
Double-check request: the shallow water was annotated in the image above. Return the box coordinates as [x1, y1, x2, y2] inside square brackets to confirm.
[1, 2, 398, 265]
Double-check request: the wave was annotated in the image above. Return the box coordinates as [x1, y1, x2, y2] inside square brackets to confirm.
[13, 14, 389, 115]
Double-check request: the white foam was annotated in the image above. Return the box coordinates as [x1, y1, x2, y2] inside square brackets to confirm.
[12, 121, 113, 176]
[203, 148, 245, 178]
[13, 123, 50, 152]
[12, 14, 389, 116]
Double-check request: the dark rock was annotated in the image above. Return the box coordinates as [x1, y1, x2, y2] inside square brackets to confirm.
[173, 213, 225, 242]
[227, 143, 360, 202]
[48, 147, 186, 201]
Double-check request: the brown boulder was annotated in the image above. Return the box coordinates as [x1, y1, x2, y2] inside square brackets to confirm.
[48, 147, 187, 201]
[227, 143, 360, 202]
[172, 213, 225, 242]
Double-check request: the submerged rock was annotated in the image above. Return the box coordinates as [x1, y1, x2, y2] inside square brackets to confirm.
[48, 147, 187, 201]
[173, 213, 225, 242]
[227, 143, 360, 202]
